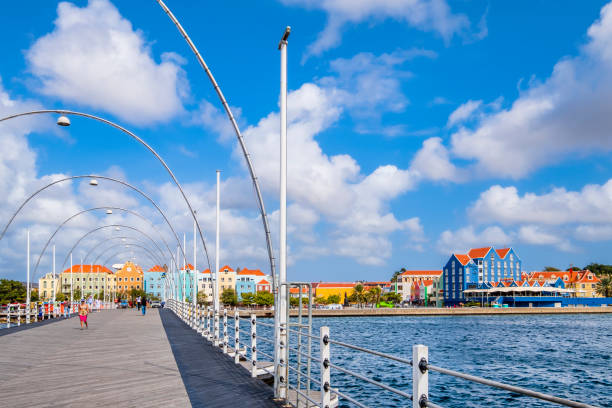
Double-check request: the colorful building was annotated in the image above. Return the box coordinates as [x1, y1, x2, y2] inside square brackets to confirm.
[529, 270, 602, 297]
[145, 265, 166, 300]
[442, 247, 522, 305]
[398, 271, 442, 302]
[256, 279, 271, 292]
[115, 261, 144, 295]
[235, 268, 266, 300]
[198, 269, 214, 304]
[314, 282, 355, 303]
[39, 272, 59, 300]
[218, 265, 236, 296]
[58, 264, 115, 299]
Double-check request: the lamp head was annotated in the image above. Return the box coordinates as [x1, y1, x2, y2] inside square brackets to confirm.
[57, 116, 71, 127]
[89, 179, 98, 186]
[105, 209, 112, 214]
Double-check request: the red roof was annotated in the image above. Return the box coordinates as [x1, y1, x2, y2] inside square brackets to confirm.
[454, 254, 471, 265]
[289, 287, 309, 294]
[63, 265, 112, 274]
[238, 268, 265, 276]
[201, 269, 211, 274]
[400, 270, 442, 277]
[257, 279, 270, 285]
[468, 247, 492, 258]
[495, 248, 511, 259]
[220, 265, 235, 272]
[317, 282, 356, 288]
[576, 270, 600, 283]
[180, 264, 195, 270]
[422, 279, 434, 286]
[148, 265, 165, 272]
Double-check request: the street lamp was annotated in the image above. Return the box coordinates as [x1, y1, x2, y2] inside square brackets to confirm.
[106, 209, 113, 215]
[89, 179, 98, 186]
[57, 116, 70, 127]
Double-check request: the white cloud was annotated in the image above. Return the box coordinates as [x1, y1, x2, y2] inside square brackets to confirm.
[447, 99, 482, 127]
[517, 225, 571, 250]
[26, 0, 187, 126]
[409, 137, 461, 182]
[469, 181, 612, 226]
[448, 2, 612, 178]
[280, 0, 470, 60]
[437, 225, 512, 254]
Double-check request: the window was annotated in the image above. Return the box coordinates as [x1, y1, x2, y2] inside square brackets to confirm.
[136, 277, 140, 281]
[43, 281, 47, 288]
[131, 278, 134, 282]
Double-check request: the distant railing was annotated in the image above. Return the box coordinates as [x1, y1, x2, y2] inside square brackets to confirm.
[166, 297, 600, 408]
[1, 300, 114, 328]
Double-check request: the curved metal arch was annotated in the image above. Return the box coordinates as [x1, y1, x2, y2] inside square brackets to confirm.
[94, 243, 163, 267]
[61, 224, 166, 271]
[84, 236, 162, 266]
[155, 0, 276, 290]
[34, 205, 176, 278]
[0, 110, 211, 272]
[1, 175, 187, 265]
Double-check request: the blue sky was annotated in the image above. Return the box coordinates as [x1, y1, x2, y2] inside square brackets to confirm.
[1, 0, 612, 283]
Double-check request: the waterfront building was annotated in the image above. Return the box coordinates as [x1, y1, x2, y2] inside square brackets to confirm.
[218, 265, 236, 295]
[529, 270, 602, 297]
[58, 264, 115, 299]
[235, 268, 267, 300]
[177, 264, 196, 301]
[398, 271, 442, 302]
[314, 282, 355, 303]
[145, 265, 166, 300]
[362, 281, 393, 293]
[198, 269, 214, 304]
[256, 279, 271, 292]
[39, 272, 59, 300]
[442, 247, 522, 305]
[115, 261, 144, 295]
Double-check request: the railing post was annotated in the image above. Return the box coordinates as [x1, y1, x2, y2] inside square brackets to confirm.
[413, 344, 429, 408]
[17, 306, 21, 326]
[214, 309, 220, 346]
[320, 326, 331, 408]
[251, 313, 257, 378]
[223, 308, 228, 353]
[234, 310, 240, 364]
[6, 305, 10, 328]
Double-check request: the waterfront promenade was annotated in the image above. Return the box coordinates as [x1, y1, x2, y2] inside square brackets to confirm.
[0, 309, 279, 407]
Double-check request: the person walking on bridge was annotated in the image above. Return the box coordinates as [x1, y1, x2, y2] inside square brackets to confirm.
[141, 294, 147, 316]
[78, 300, 89, 330]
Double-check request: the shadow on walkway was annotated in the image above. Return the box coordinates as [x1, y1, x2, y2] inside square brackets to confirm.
[0, 315, 77, 337]
[159, 309, 281, 408]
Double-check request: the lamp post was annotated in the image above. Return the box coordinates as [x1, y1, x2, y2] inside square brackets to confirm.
[26, 230, 30, 323]
[214, 170, 221, 345]
[276, 26, 291, 400]
[0, 110, 212, 274]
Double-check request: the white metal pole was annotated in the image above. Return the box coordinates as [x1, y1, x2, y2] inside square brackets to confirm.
[277, 26, 290, 400]
[214, 170, 220, 313]
[70, 253, 73, 315]
[52, 245, 56, 317]
[183, 233, 186, 318]
[193, 215, 197, 310]
[26, 230, 30, 324]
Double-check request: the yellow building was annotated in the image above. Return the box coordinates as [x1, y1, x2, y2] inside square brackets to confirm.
[59, 265, 115, 299]
[314, 282, 355, 303]
[39, 272, 59, 300]
[115, 261, 144, 294]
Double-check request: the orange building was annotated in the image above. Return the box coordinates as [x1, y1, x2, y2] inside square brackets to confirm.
[314, 282, 356, 303]
[115, 261, 144, 294]
[529, 270, 601, 297]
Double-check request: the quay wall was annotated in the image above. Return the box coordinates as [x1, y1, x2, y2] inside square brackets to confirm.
[239, 306, 612, 318]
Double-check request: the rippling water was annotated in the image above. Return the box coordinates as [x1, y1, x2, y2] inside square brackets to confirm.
[258, 314, 611, 407]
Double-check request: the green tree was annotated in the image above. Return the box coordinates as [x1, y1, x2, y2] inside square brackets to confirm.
[31, 289, 39, 302]
[289, 297, 300, 307]
[595, 275, 612, 297]
[584, 263, 612, 277]
[543, 266, 561, 271]
[353, 284, 365, 307]
[390, 267, 406, 283]
[197, 292, 209, 306]
[314, 296, 329, 305]
[72, 288, 82, 301]
[327, 294, 341, 304]
[221, 288, 237, 306]
[0, 279, 26, 303]
[382, 292, 402, 304]
[254, 291, 274, 306]
[55, 292, 66, 302]
[241, 292, 255, 306]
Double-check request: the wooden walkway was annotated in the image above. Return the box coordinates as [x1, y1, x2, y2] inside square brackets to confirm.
[0, 308, 280, 407]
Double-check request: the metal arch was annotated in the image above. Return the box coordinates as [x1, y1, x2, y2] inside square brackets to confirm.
[154, 0, 277, 291]
[61, 224, 167, 271]
[94, 243, 163, 267]
[0, 175, 187, 265]
[33, 205, 176, 278]
[0, 110, 211, 272]
[84, 236, 162, 266]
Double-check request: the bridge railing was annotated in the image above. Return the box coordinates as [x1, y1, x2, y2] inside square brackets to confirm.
[1, 300, 114, 328]
[165, 298, 598, 408]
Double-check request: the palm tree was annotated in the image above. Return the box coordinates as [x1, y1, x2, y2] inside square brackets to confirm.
[353, 284, 364, 308]
[595, 275, 612, 297]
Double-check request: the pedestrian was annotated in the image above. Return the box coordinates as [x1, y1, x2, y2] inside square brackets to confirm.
[87, 296, 93, 312]
[137, 296, 141, 311]
[141, 294, 147, 316]
[78, 299, 89, 329]
[64, 301, 70, 318]
[38, 303, 43, 320]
